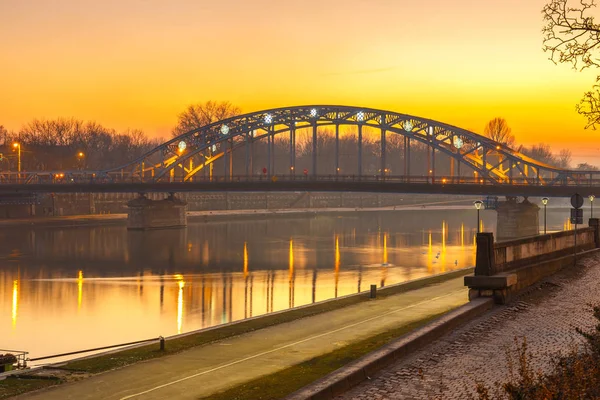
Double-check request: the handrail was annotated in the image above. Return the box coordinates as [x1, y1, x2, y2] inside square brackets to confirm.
[29, 337, 163, 362]
[1, 173, 600, 186]
[0, 349, 29, 369]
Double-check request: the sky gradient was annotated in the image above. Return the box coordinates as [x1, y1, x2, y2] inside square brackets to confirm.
[1, 0, 599, 165]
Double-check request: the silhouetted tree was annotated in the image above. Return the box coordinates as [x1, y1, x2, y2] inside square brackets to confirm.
[0, 125, 10, 146]
[521, 143, 555, 165]
[0, 119, 161, 171]
[521, 144, 574, 168]
[577, 162, 599, 170]
[543, 0, 600, 128]
[171, 101, 241, 138]
[557, 148, 572, 168]
[484, 118, 516, 147]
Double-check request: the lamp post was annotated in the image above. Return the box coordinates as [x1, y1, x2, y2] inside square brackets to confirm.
[77, 152, 84, 170]
[542, 197, 549, 234]
[590, 195, 596, 218]
[12, 143, 20, 181]
[474, 200, 483, 233]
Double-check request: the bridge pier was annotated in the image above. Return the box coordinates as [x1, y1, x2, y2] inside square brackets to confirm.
[496, 197, 539, 240]
[127, 193, 187, 230]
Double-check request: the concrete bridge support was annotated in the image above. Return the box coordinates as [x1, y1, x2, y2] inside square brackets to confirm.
[127, 193, 187, 230]
[496, 197, 539, 240]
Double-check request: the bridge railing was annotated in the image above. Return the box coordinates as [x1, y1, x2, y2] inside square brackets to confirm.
[2, 173, 600, 187]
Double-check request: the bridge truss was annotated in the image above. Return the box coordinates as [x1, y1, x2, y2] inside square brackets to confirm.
[1, 105, 599, 187]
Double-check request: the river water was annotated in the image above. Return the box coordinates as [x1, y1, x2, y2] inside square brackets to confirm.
[0, 208, 565, 361]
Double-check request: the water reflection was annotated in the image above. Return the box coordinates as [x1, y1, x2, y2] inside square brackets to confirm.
[0, 210, 497, 359]
[12, 280, 18, 329]
[77, 271, 83, 311]
[177, 276, 184, 334]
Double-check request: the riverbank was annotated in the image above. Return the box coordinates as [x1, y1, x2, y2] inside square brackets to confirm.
[1, 268, 473, 400]
[0, 203, 478, 228]
[337, 251, 600, 399]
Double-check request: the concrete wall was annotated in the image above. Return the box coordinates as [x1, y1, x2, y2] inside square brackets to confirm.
[0, 204, 34, 218]
[30, 192, 470, 217]
[127, 196, 187, 230]
[494, 228, 596, 274]
[466, 219, 600, 304]
[496, 198, 539, 240]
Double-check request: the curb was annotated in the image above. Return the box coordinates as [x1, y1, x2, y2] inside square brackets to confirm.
[286, 297, 494, 400]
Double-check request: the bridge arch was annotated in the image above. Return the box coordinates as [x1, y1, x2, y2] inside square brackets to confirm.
[99, 105, 581, 185]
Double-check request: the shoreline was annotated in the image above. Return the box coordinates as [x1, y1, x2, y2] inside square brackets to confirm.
[0, 205, 475, 228]
[0, 203, 561, 228]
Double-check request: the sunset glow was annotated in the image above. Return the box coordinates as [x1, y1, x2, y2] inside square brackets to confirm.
[1, 0, 598, 164]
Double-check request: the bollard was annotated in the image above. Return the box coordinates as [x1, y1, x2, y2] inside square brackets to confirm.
[159, 336, 165, 351]
[370, 284, 377, 299]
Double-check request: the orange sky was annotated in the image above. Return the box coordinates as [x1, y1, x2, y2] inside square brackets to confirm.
[1, 0, 599, 165]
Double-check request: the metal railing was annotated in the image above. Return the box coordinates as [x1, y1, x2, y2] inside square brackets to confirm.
[28, 337, 164, 363]
[0, 349, 29, 369]
[1, 173, 600, 187]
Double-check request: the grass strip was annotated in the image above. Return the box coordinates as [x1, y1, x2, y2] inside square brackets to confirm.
[63, 271, 470, 374]
[198, 311, 449, 400]
[0, 376, 60, 400]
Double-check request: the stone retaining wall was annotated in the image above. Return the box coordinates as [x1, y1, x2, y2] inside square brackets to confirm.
[494, 227, 597, 274]
[32, 192, 470, 216]
[465, 218, 600, 304]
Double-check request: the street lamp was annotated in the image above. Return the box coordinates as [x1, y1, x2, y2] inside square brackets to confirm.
[474, 200, 483, 233]
[542, 197, 549, 234]
[12, 143, 21, 178]
[591, 195, 596, 218]
[77, 152, 85, 170]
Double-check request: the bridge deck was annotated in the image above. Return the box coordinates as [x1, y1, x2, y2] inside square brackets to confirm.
[0, 179, 597, 198]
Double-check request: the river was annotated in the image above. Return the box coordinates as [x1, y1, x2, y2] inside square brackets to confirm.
[0, 208, 566, 361]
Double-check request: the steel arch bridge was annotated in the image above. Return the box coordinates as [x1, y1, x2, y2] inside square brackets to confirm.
[2, 105, 599, 187]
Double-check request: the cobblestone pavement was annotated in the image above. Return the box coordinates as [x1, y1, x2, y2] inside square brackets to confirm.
[338, 253, 600, 400]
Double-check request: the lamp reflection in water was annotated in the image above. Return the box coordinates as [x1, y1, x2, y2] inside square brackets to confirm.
[175, 274, 185, 334]
[380, 233, 388, 287]
[334, 235, 340, 297]
[441, 222, 447, 273]
[289, 239, 295, 307]
[12, 280, 18, 329]
[460, 224, 465, 248]
[77, 271, 83, 311]
[382, 234, 388, 265]
[427, 231, 433, 272]
[243, 242, 249, 278]
[244, 242, 249, 319]
[442, 221, 446, 253]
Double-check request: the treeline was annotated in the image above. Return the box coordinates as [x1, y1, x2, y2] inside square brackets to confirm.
[0, 119, 163, 171]
[2, 102, 596, 174]
[520, 143, 572, 169]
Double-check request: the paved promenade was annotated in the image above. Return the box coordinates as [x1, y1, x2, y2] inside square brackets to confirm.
[17, 276, 469, 400]
[338, 252, 600, 399]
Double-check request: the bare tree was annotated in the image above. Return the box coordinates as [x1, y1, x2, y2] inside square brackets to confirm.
[577, 162, 599, 170]
[4, 118, 156, 171]
[522, 143, 555, 164]
[543, 0, 600, 128]
[172, 101, 241, 137]
[558, 148, 572, 168]
[0, 125, 11, 146]
[484, 118, 516, 147]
